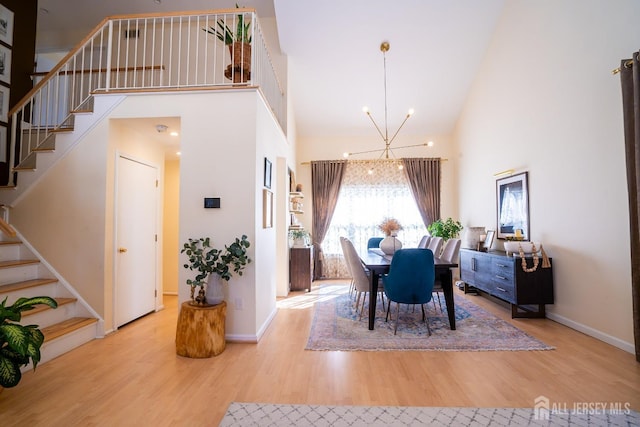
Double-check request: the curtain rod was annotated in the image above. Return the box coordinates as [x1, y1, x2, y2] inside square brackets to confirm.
[300, 157, 448, 165]
[612, 59, 634, 75]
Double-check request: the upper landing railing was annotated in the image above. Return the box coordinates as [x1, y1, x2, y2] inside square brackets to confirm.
[7, 9, 285, 186]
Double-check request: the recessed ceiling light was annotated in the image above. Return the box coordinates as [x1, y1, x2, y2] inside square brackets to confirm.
[176, 151, 181, 156]
[170, 131, 179, 137]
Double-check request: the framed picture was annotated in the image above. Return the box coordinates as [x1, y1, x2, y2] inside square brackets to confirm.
[0, 44, 11, 84]
[0, 124, 6, 163]
[263, 189, 273, 228]
[496, 171, 529, 240]
[264, 157, 272, 189]
[0, 85, 9, 122]
[483, 230, 495, 250]
[0, 4, 13, 47]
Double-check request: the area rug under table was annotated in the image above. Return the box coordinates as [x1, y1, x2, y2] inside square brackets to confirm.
[220, 402, 640, 426]
[305, 288, 554, 351]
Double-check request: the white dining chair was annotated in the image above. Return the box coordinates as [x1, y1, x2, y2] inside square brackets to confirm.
[432, 238, 461, 312]
[427, 236, 443, 257]
[418, 235, 431, 249]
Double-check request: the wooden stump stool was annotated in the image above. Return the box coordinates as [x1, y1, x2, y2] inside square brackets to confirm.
[175, 301, 226, 358]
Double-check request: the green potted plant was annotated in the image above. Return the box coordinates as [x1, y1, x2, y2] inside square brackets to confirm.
[288, 229, 310, 248]
[427, 218, 463, 241]
[0, 296, 58, 388]
[181, 235, 251, 306]
[204, 4, 252, 82]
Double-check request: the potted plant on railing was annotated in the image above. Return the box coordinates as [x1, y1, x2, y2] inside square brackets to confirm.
[0, 296, 58, 389]
[204, 4, 252, 83]
[181, 235, 251, 306]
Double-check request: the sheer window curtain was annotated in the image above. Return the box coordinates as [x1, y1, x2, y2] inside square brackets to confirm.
[619, 50, 640, 362]
[311, 160, 347, 280]
[321, 160, 428, 279]
[402, 158, 441, 227]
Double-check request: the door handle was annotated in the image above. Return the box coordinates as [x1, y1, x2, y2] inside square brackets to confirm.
[118, 248, 128, 253]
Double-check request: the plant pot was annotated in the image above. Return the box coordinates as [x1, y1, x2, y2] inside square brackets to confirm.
[380, 236, 402, 255]
[206, 275, 225, 306]
[224, 42, 251, 83]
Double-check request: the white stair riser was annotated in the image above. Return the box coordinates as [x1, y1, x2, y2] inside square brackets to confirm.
[0, 244, 20, 261]
[0, 263, 43, 286]
[22, 302, 78, 329]
[0, 282, 61, 302]
[40, 322, 98, 365]
[0, 243, 36, 262]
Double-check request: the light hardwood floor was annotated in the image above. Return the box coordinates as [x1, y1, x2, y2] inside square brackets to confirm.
[1, 281, 639, 426]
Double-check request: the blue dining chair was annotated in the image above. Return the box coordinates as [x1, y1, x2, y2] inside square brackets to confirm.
[367, 236, 384, 249]
[382, 248, 435, 335]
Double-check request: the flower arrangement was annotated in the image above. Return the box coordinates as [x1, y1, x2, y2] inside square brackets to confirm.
[378, 217, 403, 236]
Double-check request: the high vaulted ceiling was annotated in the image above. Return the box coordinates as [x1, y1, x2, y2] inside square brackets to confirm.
[35, 0, 505, 141]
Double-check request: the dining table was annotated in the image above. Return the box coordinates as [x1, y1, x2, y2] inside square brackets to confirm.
[359, 248, 459, 331]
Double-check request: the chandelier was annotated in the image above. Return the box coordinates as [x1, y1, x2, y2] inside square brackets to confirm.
[343, 41, 433, 161]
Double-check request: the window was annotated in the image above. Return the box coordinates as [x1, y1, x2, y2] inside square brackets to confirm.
[321, 160, 426, 278]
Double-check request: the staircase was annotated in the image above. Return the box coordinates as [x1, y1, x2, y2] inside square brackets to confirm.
[0, 94, 125, 208]
[0, 238, 100, 367]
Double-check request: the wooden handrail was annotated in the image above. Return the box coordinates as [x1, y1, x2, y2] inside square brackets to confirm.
[0, 216, 16, 238]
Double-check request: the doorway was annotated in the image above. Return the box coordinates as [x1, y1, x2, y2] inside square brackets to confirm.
[115, 154, 158, 328]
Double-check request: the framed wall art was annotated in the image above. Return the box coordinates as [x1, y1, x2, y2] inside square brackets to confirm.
[0, 124, 6, 163]
[264, 157, 272, 189]
[263, 189, 273, 228]
[0, 4, 13, 47]
[0, 44, 11, 84]
[0, 85, 9, 122]
[496, 171, 530, 240]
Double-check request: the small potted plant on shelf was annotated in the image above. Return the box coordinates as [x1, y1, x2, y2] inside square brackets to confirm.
[427, 218, 463, 241]
[0, 296, 58, 389]
[181, 235, 251, 306]
[203, 4, 252, 83]
[288, 229, 310, 248]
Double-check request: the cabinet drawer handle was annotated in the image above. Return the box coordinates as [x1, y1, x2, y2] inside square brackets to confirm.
[472, 258, 476, 271]
[496, 263, 508, 267]
[496, 275, 507, 280]
[496, 286, 507, 292]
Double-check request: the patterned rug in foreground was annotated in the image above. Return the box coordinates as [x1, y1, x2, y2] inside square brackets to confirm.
[220, 403, 640, 427]
[305, 286, 553, 351]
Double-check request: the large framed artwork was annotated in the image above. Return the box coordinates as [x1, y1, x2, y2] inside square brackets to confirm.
[0, 85, 8, 122]
[0, 4, 13, 47]
[496, 171, 530, 241]
[0, 44, 11, 84]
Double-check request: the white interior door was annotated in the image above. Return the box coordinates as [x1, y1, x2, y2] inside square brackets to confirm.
[115, 155, 158, 328]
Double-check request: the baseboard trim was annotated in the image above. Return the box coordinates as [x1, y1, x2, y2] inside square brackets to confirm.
[546, 312, 635, 354]
[226, 306, 278, 343]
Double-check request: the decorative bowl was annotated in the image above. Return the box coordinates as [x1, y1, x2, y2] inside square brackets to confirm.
[503, 241, 540, 255]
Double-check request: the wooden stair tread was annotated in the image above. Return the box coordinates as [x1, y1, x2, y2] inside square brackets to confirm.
[0, 240, 21, 245]
[23, 297, 76, 316]
[0, 278, 58, 294]
[42, 317, 97, 341]
[0, 259, 39, 268]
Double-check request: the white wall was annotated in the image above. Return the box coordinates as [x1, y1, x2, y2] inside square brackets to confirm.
[109, 90, 287, 340]
[454, 0, 640, 351]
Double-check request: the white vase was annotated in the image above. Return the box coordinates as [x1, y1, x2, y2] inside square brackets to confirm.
[379, 236, 402, 255]
[206, 275, 225, 306]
